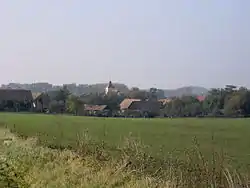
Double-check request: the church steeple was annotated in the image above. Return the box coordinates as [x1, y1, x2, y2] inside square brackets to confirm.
[107, 81, 115, 88]
[105, 81, 116, 95]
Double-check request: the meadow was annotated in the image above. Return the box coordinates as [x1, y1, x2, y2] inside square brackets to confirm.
[1, 113, 250, 187]
[0, 113, 250, 168]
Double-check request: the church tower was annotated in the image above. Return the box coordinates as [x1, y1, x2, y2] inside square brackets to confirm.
[105, 81, 115, 95]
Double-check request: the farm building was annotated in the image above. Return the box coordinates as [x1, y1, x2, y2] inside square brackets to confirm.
[158, 98, 172, 108]
[0, 89, 33, 112]
[33, 90, 70, 113]
[84, 104, 111, 116]
[120, 98, 161, 117]
[32, 92, 51, 112]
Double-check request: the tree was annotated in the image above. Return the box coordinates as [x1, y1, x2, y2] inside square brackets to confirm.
[54, 86, 71, 113]
[164, 98, 184, 117]
[80, 92, 125, 115]
[224, 94, 241, 116]
[80, 93, 103, 105]
[102, 94, 125, 114]
[66, 95, 84, 115]
[181, 96, 202, 117]
[148, 88, 158, 100]
[128, 89, 148, 100]
[202, 87, 228, 116]
[56, 86, 70, 101]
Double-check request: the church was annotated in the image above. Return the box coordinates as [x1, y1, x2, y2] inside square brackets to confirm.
[105, 81, 119, 95]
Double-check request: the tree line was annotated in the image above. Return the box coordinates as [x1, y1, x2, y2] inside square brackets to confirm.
[48, 85, 250, 118]
[164, 85, 250, 117]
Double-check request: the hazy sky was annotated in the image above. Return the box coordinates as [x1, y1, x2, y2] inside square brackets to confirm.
[0, 1, 249, 89]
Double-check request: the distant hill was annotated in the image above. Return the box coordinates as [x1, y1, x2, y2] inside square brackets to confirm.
[163, 86, 208, 97]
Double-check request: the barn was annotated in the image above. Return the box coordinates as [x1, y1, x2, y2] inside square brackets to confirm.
[0, 89, 33, 112]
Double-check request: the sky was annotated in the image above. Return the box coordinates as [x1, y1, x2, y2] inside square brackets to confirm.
[0, 0, 249, 89]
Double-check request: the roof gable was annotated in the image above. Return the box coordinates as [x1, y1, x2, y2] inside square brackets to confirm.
[120, 99, 141, 109]
[32, 92, 42, 100]
[84, 104, 108, 111]
[158, 98, 172, 105]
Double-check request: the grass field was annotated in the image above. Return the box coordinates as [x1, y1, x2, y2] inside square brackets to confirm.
[1, 128, 174, 187]
[1, 113, 250, 187]
[0, 113, 250, 170]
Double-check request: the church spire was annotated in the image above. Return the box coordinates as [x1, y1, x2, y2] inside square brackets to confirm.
[105, 80, 115, 95]
[107, 81, 115, 88]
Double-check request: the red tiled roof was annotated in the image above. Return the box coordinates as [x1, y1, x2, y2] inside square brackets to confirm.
[196, 96, 206, 102]
[120, 99, 141, 110]
[84, 104, 108, 111]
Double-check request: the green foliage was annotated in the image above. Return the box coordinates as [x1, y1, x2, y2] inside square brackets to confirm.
[41, 84, 250, 118]
[80, 92, 125, 113]
[165, 96, 202, 117]
[46, 86, 71, 113]
[66, 95, 83, 115]
[164, 85, 250, 117]
[55, 85, 71, 102]
[128, 89, 149, 100]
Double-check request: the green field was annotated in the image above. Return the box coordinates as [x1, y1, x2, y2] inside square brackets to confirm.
[1, 113, 250, 169]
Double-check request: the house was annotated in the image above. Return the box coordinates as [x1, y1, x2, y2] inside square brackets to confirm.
[120, 98, 161, 117]
[32, 92, 51, 112]
[84, 104, 111, 116]
[120, 99, 141, 110]
[32, 92, 42, 100]
[33, 90, 69, 113]
[0, 89, 33, 111]
[158, 98, 172, 108]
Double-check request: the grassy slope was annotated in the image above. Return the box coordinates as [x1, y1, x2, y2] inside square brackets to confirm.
[0, 113, 250, 168]
[1, 128, 173, 188]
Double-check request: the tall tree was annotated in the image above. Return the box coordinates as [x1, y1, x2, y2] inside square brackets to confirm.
[66, 95, 84, 115]
[128, 89, 148, 100]
[54, 86, 71, 113]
